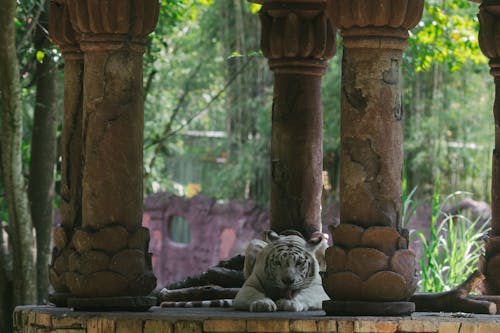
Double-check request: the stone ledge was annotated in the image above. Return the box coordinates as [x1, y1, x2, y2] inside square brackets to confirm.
[13, 306, 500, 333]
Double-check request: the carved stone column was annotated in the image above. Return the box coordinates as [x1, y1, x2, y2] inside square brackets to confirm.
[51, 0, 159, 310]
[48, 0, 83, 305]
[257, 0, 336, 238]
[477, 0, 500, 295]
[322, 0, 423, 315]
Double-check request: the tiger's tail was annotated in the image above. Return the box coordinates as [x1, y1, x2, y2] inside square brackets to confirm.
[160, 299, 234, 308]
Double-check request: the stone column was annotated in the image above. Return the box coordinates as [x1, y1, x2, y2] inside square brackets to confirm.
[322, 0, 423, 316]
[477, 0, 500, 295]
[55, 0, 158, 309]
[48, 0, 83, 304]
[256, 0, 336, 238]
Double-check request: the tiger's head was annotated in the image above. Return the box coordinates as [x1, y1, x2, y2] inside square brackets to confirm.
[257, 231, 325, 300]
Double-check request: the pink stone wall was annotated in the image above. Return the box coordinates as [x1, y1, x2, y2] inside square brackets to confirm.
[142, 193, 269, 288]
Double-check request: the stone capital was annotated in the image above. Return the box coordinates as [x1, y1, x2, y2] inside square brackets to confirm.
[327, 0, 424, 50]
[258, 0, 336, 75]
[478, 1, 500, 76]
[49, 0, 82, 59]
[66, 0, 159, 52]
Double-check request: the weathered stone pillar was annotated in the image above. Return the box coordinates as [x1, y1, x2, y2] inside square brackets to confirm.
[322, 0, 423, 315]
[50, 0, 159, 309]
[256, 0, 336, 238]
[48, 0, 83, 303]
[477, 0, 500, 295]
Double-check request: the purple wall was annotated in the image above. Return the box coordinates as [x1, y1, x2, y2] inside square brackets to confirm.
[142, 193, 269, 288]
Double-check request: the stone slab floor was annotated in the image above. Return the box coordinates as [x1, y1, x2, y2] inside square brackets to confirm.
[13, 306, 500, 333]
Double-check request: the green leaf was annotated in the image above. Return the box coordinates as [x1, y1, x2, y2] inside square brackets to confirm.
[250, 3, 262, 14]
[228, 51, 242, 59]
[36, 50, 45, 63]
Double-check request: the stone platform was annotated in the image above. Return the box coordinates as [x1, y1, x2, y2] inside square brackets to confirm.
[13, 306, 500, 333]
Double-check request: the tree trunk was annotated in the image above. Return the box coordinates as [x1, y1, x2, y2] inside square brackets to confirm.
[0, 0, 37, 306]
[29, 0, 58, 305]
[0, 222, 13, 333]
[220, 0, 247, 157]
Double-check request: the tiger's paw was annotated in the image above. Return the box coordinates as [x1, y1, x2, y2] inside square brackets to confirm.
[276, 299, 307, 312]
[250, 299, 277, 312]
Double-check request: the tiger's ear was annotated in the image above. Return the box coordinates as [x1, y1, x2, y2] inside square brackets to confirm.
[264, 230, 280, 242]
[307, 232, 328, 249]
[308, 232, 329, 271]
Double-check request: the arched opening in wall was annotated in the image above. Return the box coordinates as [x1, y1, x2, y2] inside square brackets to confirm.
[168, 215, 192, 244]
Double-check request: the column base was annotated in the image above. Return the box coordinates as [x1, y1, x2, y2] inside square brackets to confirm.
[322, 300, 415, 316]
[67, 296, 157, 312]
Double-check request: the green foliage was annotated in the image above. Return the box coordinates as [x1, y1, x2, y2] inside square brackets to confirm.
[141, 0, 495, 208]
[407, 0, 485, 72]
[143, 0, 272, 203]
[15, 0, 60, 77]
[249, 3, 262, 14]
[403, 61, 494, 199]
[414, 186, 489, 292]
[321, 44, 342, 197]
[401, 165, 419, 229]
[206, 101, 271, 202]
[402, 1, 493, 202]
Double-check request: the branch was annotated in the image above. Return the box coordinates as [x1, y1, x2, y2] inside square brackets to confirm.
[143, 54, 257, 180]
[0, 142, 3, 182]
[167, 54, 255, 139]
[164, 62, 203, 137]
[143, 69, 157, 103]
[144, 61, 204, 151]
[16, 5, 44, 53]
[411, 270, 497, 314]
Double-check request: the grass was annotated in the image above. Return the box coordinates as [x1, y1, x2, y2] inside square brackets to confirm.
[403, 182, 490, 292]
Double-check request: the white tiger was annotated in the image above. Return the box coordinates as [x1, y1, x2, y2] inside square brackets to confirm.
[234, 230, 329, 312]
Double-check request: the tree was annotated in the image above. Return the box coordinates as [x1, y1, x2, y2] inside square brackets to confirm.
[28, 0, 58, 304]
[0, 0, 58, 328]
[0, 0, 37, 312]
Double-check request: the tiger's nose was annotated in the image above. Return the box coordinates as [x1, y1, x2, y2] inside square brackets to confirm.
[282, 277, 294, 285]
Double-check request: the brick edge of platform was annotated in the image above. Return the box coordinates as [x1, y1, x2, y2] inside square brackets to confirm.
[13, 306, 500, 333]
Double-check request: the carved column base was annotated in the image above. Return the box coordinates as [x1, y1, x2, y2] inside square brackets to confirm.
[62, 225, 156, 298]
[323, 224, 418, 302]
[323, 300, 415, 316]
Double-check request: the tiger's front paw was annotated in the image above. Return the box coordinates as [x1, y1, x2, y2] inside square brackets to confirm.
[276, 299, 307, 312]
[250, 298, 277, 312]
